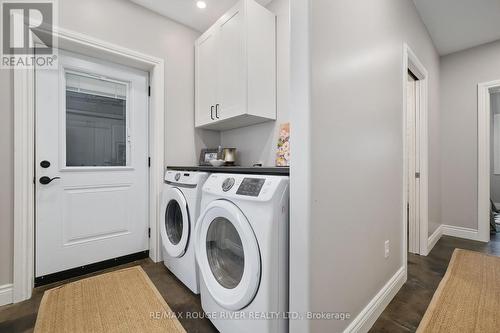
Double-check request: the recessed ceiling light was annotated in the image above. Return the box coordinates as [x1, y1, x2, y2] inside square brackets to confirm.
[196, 1, 207, 9]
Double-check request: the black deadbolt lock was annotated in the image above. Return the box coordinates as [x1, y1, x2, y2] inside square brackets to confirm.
[40, 160, 50, 168]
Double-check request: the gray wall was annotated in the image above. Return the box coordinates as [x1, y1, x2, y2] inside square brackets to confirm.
[303, 0, 440, 331]
[441, 40, 500, 230]
[0, 67, 13, 286]
[0, 0, 220, 285]
[220, 0, 290, 167]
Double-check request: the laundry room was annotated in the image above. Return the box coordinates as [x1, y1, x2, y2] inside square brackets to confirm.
[1, 0, 291, 332]
[4, 0, 500, 332]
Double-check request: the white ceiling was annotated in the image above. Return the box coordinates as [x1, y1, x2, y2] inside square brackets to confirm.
[413, 0, 500, 55]
[130, 0, 273, 32]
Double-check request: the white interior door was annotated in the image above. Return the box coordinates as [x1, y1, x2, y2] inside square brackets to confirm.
[35, 50, 149, 277]
[407, 72, 420, 254]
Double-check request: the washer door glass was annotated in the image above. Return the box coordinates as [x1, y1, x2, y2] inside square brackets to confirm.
[165, 200, 183, 245]
[161, 187, 189, 258]
[195, 200, 260, 311]
[206, 217, 244, 289]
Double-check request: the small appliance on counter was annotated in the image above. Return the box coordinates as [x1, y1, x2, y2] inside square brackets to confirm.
[222, 147, 237, 165]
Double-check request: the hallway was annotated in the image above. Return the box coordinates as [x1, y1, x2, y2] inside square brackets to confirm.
[371, 234, 500, 332]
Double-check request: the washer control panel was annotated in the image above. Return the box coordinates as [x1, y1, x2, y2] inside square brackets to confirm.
[222, 177, 235, 192]
[236, 178, 266, 197]
[164, 170, 209, 186]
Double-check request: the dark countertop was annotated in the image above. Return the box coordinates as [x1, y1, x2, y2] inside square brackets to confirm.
[167, 165, 290, 176]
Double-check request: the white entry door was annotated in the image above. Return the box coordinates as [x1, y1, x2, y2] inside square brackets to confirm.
[35, 50, 149, 278]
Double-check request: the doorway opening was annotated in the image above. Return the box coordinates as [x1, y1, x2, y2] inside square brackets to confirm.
[489, 88, 500, 235]
[13, 29, 165, 303]
[478, 80, 500, 243]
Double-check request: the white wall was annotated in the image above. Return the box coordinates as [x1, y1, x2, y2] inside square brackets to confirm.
[291, 0, 440, 331]
[441, 40, 500, 230]
[0, 0, 219, 286]
[220, 0, 290, 167]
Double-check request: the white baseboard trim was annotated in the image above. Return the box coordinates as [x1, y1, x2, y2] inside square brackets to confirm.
[343, 266, 406, 333]
[0, 284, 13, 306]
[441, 224, 481, 241]
[427, 224, 442, 255]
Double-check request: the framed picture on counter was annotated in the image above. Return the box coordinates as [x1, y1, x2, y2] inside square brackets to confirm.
[199, 148, 221, 166]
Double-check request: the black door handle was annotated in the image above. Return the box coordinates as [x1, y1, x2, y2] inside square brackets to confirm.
[215, 104, 220, 119]
[39, 176, 60, 185]
[210, 105, 214, 120]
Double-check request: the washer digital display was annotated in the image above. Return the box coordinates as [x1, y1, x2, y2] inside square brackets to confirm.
[236, 178, 266, 197]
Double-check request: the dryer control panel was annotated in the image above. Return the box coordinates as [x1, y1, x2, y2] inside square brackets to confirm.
[203, 173, 289, 202]
[236, 178, 266, 197]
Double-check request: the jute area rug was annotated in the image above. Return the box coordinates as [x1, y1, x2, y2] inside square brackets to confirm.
[34, 266, 185, 333]
[417, 249, 500, 332]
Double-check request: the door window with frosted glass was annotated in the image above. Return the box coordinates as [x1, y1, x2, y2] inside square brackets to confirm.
[65, 72, 128, 167]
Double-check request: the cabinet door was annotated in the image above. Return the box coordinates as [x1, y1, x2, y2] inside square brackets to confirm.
[216, 4, 246, 121]
[195, 29, 217, 127]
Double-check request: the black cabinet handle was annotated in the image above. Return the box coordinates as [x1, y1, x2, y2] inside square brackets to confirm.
[39, 176, 60, 185]
[215, 104, 220, 119]
[210, 105, 214, 120]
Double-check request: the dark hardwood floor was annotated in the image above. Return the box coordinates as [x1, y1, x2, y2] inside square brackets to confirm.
[1, 234, 499, 333]
[0, 260, 218, 333]
[370, 233, 500, 332]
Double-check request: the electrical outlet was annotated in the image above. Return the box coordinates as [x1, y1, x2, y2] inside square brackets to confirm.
[384, 240, 390, 258]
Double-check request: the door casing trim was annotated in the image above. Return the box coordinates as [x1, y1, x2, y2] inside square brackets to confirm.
[13, 27, 165, 303]
[402, 43, 429, 261]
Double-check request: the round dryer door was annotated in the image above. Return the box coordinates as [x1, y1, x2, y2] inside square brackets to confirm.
[195, 200, 261, 311]
[161, 187, 190, 258]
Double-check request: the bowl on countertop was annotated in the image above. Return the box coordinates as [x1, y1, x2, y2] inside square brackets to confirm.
[209, 159, 225, 167]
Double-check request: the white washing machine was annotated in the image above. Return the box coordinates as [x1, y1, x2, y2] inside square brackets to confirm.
[161, 170, 209, 294]
[194, 173, 289, 333]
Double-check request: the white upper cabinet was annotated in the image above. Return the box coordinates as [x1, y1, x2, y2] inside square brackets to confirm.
[196, 29, 217, 127]
[195, 0, 276, 130]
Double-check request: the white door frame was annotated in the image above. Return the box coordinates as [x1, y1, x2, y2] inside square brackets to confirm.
[13, 27, 165, 303]
[477, 80, 500, 244]
[402, 44, 429, 258]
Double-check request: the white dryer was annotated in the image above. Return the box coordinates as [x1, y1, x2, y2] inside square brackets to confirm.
[194, 173, 289, 333]
[161, 170, 209, 294]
